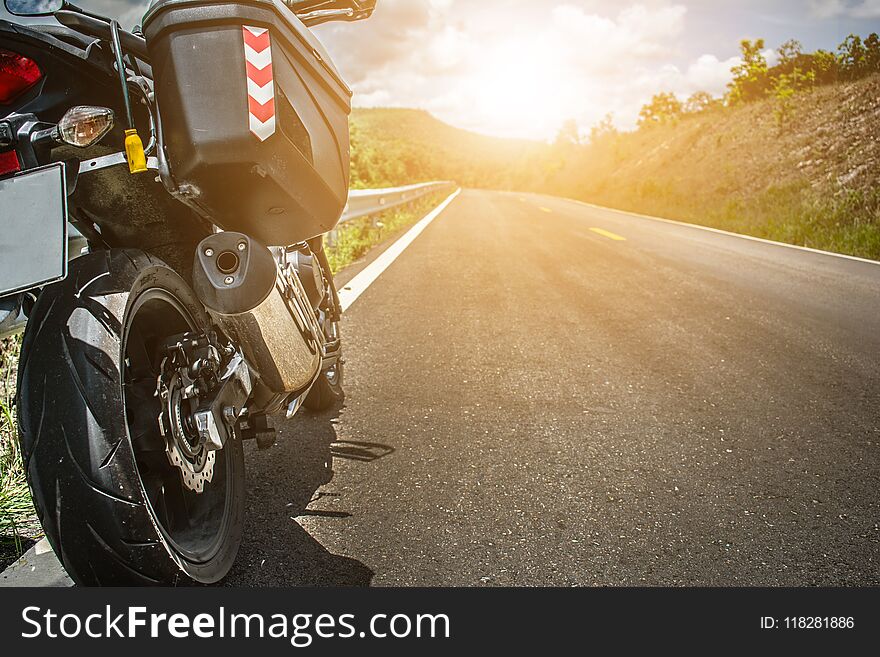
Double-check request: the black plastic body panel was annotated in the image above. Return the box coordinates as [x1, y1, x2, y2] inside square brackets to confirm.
[0, 20, 209, 277]
[143, 0, 352, 246]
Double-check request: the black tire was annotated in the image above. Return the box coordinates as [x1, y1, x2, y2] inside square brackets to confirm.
[304, 247, 344, 412]
[17, 250, 245, 585]
[304, 357, 344, 411]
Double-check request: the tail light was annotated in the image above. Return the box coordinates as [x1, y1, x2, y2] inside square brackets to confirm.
[0, 149, 20, 175]
[0, 49, 42, 105]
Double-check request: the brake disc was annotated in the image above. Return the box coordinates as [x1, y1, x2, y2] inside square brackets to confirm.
[157, 363, 216, 493]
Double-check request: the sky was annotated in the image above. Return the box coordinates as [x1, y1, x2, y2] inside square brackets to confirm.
[2, 0, 879, 140]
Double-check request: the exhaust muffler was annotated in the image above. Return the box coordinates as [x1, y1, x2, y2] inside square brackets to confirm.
[192, 232, 321, 395]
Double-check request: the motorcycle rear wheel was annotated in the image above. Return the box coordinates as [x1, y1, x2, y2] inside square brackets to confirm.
[304, 247, 345, 412]
[17, 249, 244, 585]
[304, 319, 344, 411]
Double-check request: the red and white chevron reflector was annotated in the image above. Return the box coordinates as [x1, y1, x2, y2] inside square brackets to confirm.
[242, 25, 275, 142]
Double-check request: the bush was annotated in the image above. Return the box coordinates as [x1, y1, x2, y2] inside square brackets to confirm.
[772, 74, 797, 132]
[638, 92, 683, 127]
[684, 91, 717, 114]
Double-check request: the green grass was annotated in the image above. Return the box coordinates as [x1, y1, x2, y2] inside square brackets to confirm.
[0, 335, 38, 562]
[326, 191, 451, 273]
[711, 186, 880, 257]
[589, 182, 880, 261]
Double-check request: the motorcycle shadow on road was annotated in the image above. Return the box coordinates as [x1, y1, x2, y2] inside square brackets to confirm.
[222, 402, 381, 587]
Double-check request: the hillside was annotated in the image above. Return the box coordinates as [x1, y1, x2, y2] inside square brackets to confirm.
[550, 74, 880, 257]
[351, 74, 880, 259]
[349, 108, 557, 191]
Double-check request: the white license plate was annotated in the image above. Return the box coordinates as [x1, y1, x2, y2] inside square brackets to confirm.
[0, 163, 68, 296]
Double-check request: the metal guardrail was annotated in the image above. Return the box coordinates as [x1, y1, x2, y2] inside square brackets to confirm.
[340, 181, 456, 225]
[326, 180, 456, 247]
[0, 181, 457, 339]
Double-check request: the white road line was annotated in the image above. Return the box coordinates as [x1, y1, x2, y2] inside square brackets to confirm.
[338, 188, 462, 312]
[556, 198, 880, 267]
[1, 191, 462, 588]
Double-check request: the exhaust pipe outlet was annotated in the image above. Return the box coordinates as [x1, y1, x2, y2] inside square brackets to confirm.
[193, 233, 321, 395]
[192, 233, 276, 315]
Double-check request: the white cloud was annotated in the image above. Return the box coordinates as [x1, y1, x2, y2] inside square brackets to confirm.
[852, 0, 880, 16]
[314, 1, 742, 140]
[809, 0, 880, 18]
[685, 54, 742, 93]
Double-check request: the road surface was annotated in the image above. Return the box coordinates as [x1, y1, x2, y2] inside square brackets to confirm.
[225, 189, 880, 586]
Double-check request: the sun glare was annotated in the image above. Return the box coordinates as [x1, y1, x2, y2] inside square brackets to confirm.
[464, 40, 576, 140]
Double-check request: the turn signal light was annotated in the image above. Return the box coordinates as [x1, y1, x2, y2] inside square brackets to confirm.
[0, 49, 42, 104]
[58, 106, 114, 147]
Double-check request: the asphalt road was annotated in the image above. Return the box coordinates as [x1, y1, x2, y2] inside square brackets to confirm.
[224, 189, 880, 586]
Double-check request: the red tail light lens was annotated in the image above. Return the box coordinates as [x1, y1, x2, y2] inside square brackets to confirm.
[0, 49, 42, 105]
[0, 150, 20, 175]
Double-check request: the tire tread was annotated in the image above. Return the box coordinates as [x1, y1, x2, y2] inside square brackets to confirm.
[18, 249, 243, 586]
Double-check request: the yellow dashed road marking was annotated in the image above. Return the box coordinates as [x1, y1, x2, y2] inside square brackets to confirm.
[590, 227, 627, 241]
[539, 207, 553, 214]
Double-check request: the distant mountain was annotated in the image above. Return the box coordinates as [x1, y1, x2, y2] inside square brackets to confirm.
[349, 108, 556, 191]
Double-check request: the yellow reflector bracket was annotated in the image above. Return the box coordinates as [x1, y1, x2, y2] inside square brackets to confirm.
[124, 129, 147, 174]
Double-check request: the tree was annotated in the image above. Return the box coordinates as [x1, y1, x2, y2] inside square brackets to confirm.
[866, 33, 880, 72]
[638, 92, 683, 127]
[728, 38, 770, 103]
[555, 119, 582, 147]
[777, 39, 803, 66]
[684, 91, 716, 114]
[589, 114, 618, 145]
[838, 34, 867, 80]
[811, 49, 839, 85]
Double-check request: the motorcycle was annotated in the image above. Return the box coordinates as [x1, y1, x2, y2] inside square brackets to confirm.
[0, 0, 375, 585]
